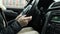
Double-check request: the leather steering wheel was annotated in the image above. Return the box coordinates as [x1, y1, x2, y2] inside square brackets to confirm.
[20, 0, 39, 16]
[20, 0, 41, 33]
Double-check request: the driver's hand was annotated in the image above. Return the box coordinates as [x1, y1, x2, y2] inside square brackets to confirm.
[15, 15, 32, 27]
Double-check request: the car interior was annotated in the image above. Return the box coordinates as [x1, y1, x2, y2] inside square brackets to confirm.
[1, 0, 60, 34]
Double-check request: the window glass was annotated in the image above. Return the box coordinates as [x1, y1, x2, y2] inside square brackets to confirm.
[2, 0, 28, 8]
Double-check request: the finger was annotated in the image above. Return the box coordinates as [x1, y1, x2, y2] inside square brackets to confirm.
[23, 16, 32, 20]
[28, 16, 32, 20]
[27, 16, 32, 21]
[22, 15, 26, 17]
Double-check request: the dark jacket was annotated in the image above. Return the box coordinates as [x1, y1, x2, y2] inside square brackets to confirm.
[0, 12, 22, 34]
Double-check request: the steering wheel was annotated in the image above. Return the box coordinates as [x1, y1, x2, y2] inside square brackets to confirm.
[20, 0, 41, 33]
[20, 0, 39, 16]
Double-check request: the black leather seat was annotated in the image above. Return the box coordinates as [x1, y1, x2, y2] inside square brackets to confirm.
[3, 10, 18, 21]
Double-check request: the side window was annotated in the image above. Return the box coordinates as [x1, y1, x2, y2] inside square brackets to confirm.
[2, 0, 28, 9]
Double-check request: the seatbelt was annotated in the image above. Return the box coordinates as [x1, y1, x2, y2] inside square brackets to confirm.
[0, 8, 7, 27]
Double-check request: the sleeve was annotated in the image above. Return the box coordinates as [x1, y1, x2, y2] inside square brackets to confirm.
[8, 20, 22, 33]
[0, 20, 22, 34]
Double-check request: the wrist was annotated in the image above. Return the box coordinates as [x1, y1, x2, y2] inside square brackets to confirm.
[15, 19, 24, 27]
